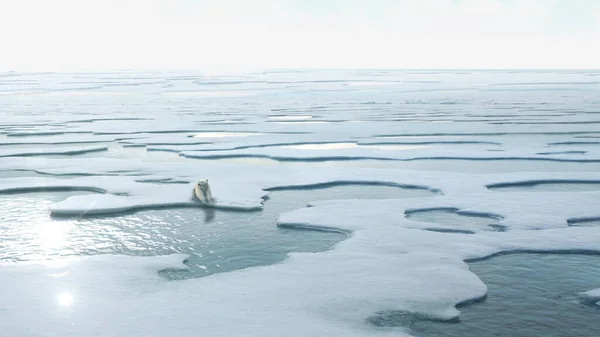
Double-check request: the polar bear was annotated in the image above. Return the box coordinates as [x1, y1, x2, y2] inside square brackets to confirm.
[192, 179, 214, 204]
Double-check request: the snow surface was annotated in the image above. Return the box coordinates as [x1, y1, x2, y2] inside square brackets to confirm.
[2, 70, 600, 336]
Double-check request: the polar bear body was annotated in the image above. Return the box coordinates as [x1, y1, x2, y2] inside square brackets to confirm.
[193, 179, 214, 204]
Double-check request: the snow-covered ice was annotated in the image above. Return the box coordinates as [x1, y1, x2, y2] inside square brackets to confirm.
[2, 70, 600, 336]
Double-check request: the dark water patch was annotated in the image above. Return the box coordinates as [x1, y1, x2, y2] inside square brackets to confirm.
[488, 180, 600, 192]
[275, 223, 351, 234]
[568, 218, 600, 227]
[537, 150, 587, 155]
[423, 228, 476, 234]
[487, 224, 508, 232]
[134, 178, 191, 185]
[412, 253, 600, 337]
[549, 141, 600, 146]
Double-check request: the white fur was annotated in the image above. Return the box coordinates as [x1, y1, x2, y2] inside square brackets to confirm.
[193, 179, 214, 203]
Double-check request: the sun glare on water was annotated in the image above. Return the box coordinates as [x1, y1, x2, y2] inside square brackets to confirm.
[57, 292, 73, 307]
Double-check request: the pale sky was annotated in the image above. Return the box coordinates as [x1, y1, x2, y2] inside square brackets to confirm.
[1, 0, 599, 71]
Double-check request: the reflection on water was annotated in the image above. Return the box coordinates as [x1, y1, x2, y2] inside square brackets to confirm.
[412, 253, 600, 337]
[0, 184, 433, 279]
[57, 292, 74, 307]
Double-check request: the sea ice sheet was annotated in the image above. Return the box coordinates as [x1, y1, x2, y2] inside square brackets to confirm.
[2, 70, 600, 337]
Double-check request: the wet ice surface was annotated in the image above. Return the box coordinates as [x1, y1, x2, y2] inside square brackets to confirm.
[411, 254, 600, 337]
[2, 70, 600, 337]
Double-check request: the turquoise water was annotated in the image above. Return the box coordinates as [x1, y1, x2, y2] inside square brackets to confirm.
[0, 184, 433, 279]
[410, 253, 600, 337]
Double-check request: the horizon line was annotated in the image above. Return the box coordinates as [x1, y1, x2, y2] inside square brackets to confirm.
[2, 68, 600, 74]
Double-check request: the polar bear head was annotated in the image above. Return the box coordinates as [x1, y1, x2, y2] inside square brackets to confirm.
[197, 179, 210, 191]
